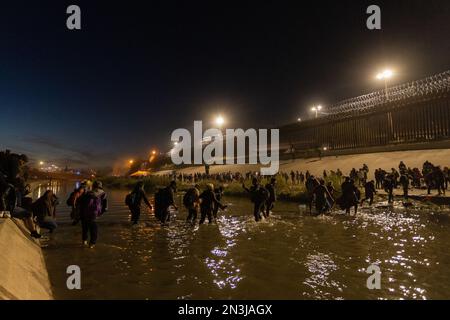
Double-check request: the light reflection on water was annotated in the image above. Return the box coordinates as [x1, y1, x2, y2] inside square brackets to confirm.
[38, 182, 450, 300]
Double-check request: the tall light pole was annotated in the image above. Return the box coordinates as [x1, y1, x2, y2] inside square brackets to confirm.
[311, 105, 322, 119]
[376, 69, 393, 101]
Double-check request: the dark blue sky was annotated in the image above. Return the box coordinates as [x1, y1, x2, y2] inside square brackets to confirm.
[1, 0, 449, 168]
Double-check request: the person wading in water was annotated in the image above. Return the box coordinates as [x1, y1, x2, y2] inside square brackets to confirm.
[243, 178, 269, 222]
[337, 177, 359, 215]
[78, 181, 107, 248]
[212, 186, 224, 220]
[305, 176, 320, 214]
[360, 180, 376, 206]
[264, 177, 277, 218]
[183, 184, 200, 225]
[199, 184, 227, 224]
[126, 181, 152, 225]
[154, 181, 178, 225]
[312, 179, 334, 215]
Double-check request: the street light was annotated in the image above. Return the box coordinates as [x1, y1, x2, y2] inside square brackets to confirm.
[129, 159, 134, 165]
[297, 118, 302, 122]
[376, 69, 394, 101]
[311, 105, 322, 118]
[215, 115, 225, 127]
[39, 161, 44, 166]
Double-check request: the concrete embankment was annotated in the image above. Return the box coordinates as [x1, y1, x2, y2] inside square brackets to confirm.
[154, 148, 450, 179]
[0, 218, 53, 300]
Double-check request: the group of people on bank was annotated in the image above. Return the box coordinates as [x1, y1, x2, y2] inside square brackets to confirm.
[0, 149, 109, 246]
[0, 150, 58, 239]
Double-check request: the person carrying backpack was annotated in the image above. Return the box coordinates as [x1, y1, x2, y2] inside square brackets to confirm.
[264, 177, 277, 218]
[183, 184, 200, 225]
[212, 186, 224, 220]
[125, 181, 152, 225]
[79, 181, 107, 248]
[243, 178, 268, 222]
[199, 184, 227, 224]
[154, 181, 177, 225]
[67, 184, 86, 226]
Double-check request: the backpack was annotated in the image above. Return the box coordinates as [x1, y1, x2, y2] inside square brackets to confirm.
[125, 192, 137, 207]
[66, 191, 76, 207]
[82, 192, 103, 219]
[183, 189, 196, 208]
[257, 186, 269, 203]
[154, 188, 165, 220]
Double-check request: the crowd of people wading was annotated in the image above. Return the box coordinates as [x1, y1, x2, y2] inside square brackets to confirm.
[1, 148, 449, 247]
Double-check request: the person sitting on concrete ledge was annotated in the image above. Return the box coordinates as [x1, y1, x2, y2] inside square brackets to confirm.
[11, 184, 41, 238]
[0, 172, 13, 218]
[32, 190, 58, 233]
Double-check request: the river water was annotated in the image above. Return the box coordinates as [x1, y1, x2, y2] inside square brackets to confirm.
[37, 181, 450, 300]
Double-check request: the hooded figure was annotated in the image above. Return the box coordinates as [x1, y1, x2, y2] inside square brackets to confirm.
[184, 184, 200, 224]
[154, 181, 178, 225]
[264, 177, 277, 218]
[32, 190, 59, 232]
[243, 178, 268, 222]
[126, 181, 152, 225]
[78, 181, 107, 248]
[199, 184, 226, 224]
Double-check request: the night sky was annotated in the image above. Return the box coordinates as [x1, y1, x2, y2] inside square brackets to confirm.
[1, 0, 449, 168]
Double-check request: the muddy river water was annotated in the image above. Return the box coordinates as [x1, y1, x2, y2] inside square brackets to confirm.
[37, 181, 450, 299]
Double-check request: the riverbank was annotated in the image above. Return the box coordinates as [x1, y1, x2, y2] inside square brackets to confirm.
[153, 148, 450, 179]
[0, 218, 53, 300]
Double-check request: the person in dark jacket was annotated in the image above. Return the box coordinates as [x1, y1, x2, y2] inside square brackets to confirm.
[78, 181, 107, 248]
[32, 190, 59, 232]
[184, 184, 200, 224]
[312, 179, 334, 215]
[264, 178, 277, 218]
[0, 172, 13, 218]
[399, 174, 410, 199]
[11, 184, 41, 238]
[361, 180, 376, 206]
[305, 176, 320, 214]
[337, 177, 359, 215]
[199, 184, 227, 224]
[155, 181, 178, 225]
[243, 178, 268, 222]
[127, 181, 152, 225]
[212, 186, 224, 220]
[383, 175, 395, 203]
[67, 185, 86, 225]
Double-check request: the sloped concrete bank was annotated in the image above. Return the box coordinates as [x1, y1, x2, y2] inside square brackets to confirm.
[154, 148, 450, 178]
[0, 218, 53, 300]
